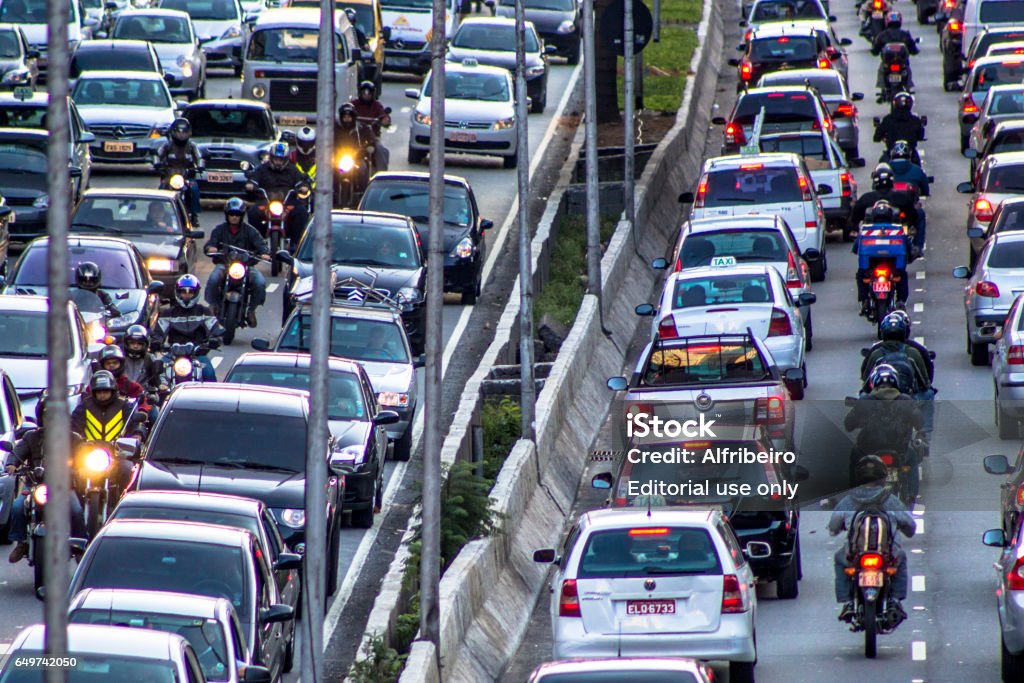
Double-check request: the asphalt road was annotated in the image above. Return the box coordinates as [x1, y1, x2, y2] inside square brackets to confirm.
[0, 46, 580, 666]
[502, 3, 1014, 682]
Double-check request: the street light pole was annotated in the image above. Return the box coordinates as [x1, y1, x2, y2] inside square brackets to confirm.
[623, 0, 636, 232]
[514, 0, 535, 441]
[583, 0, 601, 299]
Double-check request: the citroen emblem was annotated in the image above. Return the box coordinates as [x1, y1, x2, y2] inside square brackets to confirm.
[289, 84, 300, 96]
[347, 289, 364, 302]
[644, 579, 656, 591]
[114, 126, 127, 138]
[695, 392, 713, 411]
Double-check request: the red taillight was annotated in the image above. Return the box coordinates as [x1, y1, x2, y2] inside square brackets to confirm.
[768, 308, 792, 337]
[873, 264, 890, 280]
[975, 198, 994, 222]
[629, 527, 670, 536]
[785, 251, 802, 288]
[977, 281, 1001, 297]
[740, 62, 752, 80]
[797, 174, 813, 201]
[818, 58, 830, 69]
[694, 176, 709, 208]
[835, 102, 856, 118]
[744, 29, 752, 42]
[840, 171, 852, 197]
[754, 396, 786, 424]
[1008, 558, 1024, 590]
[949, 19, 962, 32]
[860, 553, 884, 570]
[777, 36, 789, 43]
[725, 122, 746, 145]
[877, 453, 895, 466]
[1016, 483, 1024, 506]
[873, 0, 882, 8]
[657, 315, 678, 339]
[889, 63, 901, 72]
[963, 95, 979, 115]
[559, 579, 581, 617]
[254, 69, 265, 77]
[1009, 345, 1024, 365]
[722, 574, 749, 613]
[674, 257, 682, 272]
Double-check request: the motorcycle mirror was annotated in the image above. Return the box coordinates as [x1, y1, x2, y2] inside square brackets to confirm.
[276, 249, 294, 266]
[146, 281, 164, 295]
[384, 106, 392, 114]
[860, 347, 870, 357]
[0, 440, 12, 454]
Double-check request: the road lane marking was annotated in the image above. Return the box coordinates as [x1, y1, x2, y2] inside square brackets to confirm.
[913, 303, 923, 313]
[911, 548, 924, 554]
[912, 575, 926, 592]
[916, 271, 925, 279]
[912, 641, 927, 661]
[267, 283, 279, 293]
[914, 336, 924, 345]
[912, 504, 925, 516]
[211, 357, 222, 368]
[915, 518, 925, 534]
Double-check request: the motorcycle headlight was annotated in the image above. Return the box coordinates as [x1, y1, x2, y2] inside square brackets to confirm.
[32, 484, 47, 506]
[32, 194, 48, 208]
[84, 447, 112, 473]
[146, 257, 177, 272]
[414, 111, 431, 125]
[377, 391, 409, 407]
[168, 174, 185, 190]
[86, 319, 106, 343]
[396, 286, 420, 305]
[279, 508, 305, 528]
[337, 154, 355, 172]
[251, 84, 266, 99]
[268, 200, 284, 216]
[173, 356, 193, 377]
[556, 19, 575, 33]
[228, 262, 246, 280]
[492, 116, 515, 131]
[526, 65, 546, 77]
[453, 236, 474, 259]
[221, 24, 241, 39]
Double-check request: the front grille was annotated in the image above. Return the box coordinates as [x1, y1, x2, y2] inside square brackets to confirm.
[386, 39, 426, 51]
[335, 285, 391, 300]
[203, 148, 245, 170]
[269, 80, 316, 112]
[6, 196, 36, 207]
[89, 123, 153, 138]
[254, 69, 316, 79]
[443, 120, 493, 130]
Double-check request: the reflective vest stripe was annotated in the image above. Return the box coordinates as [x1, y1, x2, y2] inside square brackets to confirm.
[84, 409, 124, 441]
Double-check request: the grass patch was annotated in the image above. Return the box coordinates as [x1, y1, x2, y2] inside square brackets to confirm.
[533, 215, 617, 329]
[658, 0, 702, 23]
[617, 25, 699, 113]
[481, 396, 521, 482]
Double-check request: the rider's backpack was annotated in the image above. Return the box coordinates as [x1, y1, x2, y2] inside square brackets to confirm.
[868, 347, 920, 394]
[848, 508, 894, 558]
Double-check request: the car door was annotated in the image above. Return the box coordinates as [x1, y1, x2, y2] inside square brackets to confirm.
[994, 294, 1023, 382]
[253, 539, 285, 679]
[262, 507, 299, 609]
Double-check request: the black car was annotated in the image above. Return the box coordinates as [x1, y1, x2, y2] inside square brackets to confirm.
[68, 39, 165, 91]
[183, 99, 281, 198]
[224, 352, 396, 528]
[128, 382, 347, 595]
[939, 1, 966, 90]
[729, 25, 829, 91]
[70, 188, 204, 291]
[491, 0, 580, 64]
[68, 518, 298, 681]
[281, 210, 426, 351]
[0, 128, 84, 241]
[358, 172, 491, 305]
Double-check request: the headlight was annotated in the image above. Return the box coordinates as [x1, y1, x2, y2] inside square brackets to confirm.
[492, 117, 515, 131]
[228, 262, 246, 280]
[168, 174, 185, 190]
[453, 236, 474, 258]
[251, 84, 266, 99]
[173, 356, 193, 377]
[414, 111, 431, 125]
[32, 485, 47, 506]
[1, 70, 28, 84]
[84, 448, 112, 473]
[556, 19, 575, 33]
[86, 319, 106, 343]
[337, 154, 355, 172]
[526, 65, 546, 77]
[179, 60, 194, 78]
[377, 391, 409, 407]
[333, 445, 365, 466]
[240, 160, 251, 171]
[268, 200, 284, 216]
[221, 25, 241, 39]
[396, 286, 420, 305]
[107, 313, 136, 330]
[146, 257, 177, 272]
[279, 508, 305, 528]
[32, 194, 48, 208]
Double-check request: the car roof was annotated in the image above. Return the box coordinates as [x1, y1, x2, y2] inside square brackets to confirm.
[116, 489, 265, 516]
[75, 69, 165, 81]
[0, 91, 55, 104]
[96, 518, 252, 545]
[686, 214, 787, 230]
[992, 119, 1024, 133]
[80, 187, 179, 201]
[984, 83, 1024, 95]
[70, 588, 228, 620]
[759, 67, 841, 82]
[533, 659, 706, 675]
[705, 152, 803, 169]
[254, 7, 353, 31]
[971, 54, 1024, 71]
[185, 98, 272, 111]
[984, 150, 1024, 165]
[751, 20, 823, 36]
[311, 302, 401, 322]
[0, 294, 50, 313]
[671, 263, 778, 279]
[367, 171, 472, 188]
[12, 624, 183, 659]
[163, 382, 309, 417]
[330, 209, 417, 228]
[74, 39, 154, 52]
[0, 127, 48, 141]
[228, 351, 362, 375]
[456, 16, 535, 31]
[581, 508, 721, 530]
[27, 234, 137, 251]
[116, 8, 192, 19]
[440, 60, 511, 78]
[992, 231, 1024, 244]
[739, 84, 819, 96]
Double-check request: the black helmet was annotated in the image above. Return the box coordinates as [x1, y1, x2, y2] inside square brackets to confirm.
[885, 9, 902, 28]
[34, 396, 46, 429]
[893, 91, 913, 111]
[871, 163, 895, 192]
[889, 309, 912, 337]
[865, 199, 900, 224]
[296, 126, 315, 155]
[99, 344, 125, 376]
[879, 312, 909, 341]
[869, 363, 901, 390]
[75, 261, 102, 291]
[124, 324, 149, 359]
[338, 103, 357, 128]
[170, 117, 191, 143]
[224, 196, 246, 217]
[359, 79, 376, 97]
[890, 140, 911, 161]
[854, 455, 889, 486]
[90, 370, 117, 405]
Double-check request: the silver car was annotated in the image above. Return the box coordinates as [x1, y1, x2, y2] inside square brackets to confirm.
[756, 68, 863, 158]
[983, 525, 1024, 677]
[0, 23, 37, 88]
[992, 292, 1024, 438]
[527, 658, 715, 683]
[957, 151, 1024, 269]
[112, 9, 208, 99]
[159, 0, 246, 75]
[954, 232, 1024, 366]
[406, 58, 520, 168]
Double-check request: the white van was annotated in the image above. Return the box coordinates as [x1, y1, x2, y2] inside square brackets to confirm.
[962, 0, 1024, 58]
[379, 0, 459, 75]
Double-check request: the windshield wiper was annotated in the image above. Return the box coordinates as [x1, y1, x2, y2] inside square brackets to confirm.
[342, 258, 393, 267]
[152, 456, 209, 466]
[71, 222, 122, 234]
[218, 460, 299, 473]
[642, 566, 711, 575]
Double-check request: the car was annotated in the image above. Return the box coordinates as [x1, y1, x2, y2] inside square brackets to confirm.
[965, 84, 1024, 162]
[0, 368, 33, 542]
[0, 23, 37, 88]
[963, 25, 1024, 74]
[68, 589, 275, 683]
[378, 0, 460, 74]
[182, 99, 280, 198]
[159, 0, 246, 75]
[954, 232, 1024, 365]
[981, 522, 1024, 681]
[68, 519, 296, 681]
[254, 301, 421, 460]
[741, 0, 832, 30]
[729, 23, 837, 91]
[990, 293, 1024, 438]
[128, 383, 345, 593]
[526, 658, 715, 683]
[224, 352, 395, 527]
[242, 8, 361, 125]
[3, 235, 164, 340]
[0, 190, 13, 264]
[69, 39, 164, 92]
[971, 196, 1024, 263]
[286, 0, 387, 89]
[69, 188, 205, 290]
[712, 85, 834, 156]
[71, 70, 184, 166]
[359, 172, 491, 304]
[112, 10, 209, 99]
[447, 17, 554, 113]
[641, 264, 814, 383]
[0, 0, 92, 82]
[0, 128, 84, 241]
[0, 623, 212, 682]
[756, 68, 863, 158]
[405, 59, 519, 167]
[939, 1, 966, 89]
[978, 38, 1024, 59]
[968, 119, 1024, 189]
[280, 210, 426, 351]
[958, 56, 1024, 152]
[0, 295, 94, 415]
[983, 445, 1024, 534]
[680, 153, 829, 280]
[533, 508, 758, 680]
[490, 0, 580, 64]
[957, 151, 1024, 268]
[961, 0, 1024, 61]
[749, 18, 851, 82]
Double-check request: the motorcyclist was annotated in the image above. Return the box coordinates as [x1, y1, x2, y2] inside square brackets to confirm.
[4, 398, 87, 563]
[70, 261, 120, 320]
[204, 200, 270, 329]
[350, 80, 391, 172]
[874, 92, 926, 164]
[245, 142, 309, 247]
[850, 163, 920, 236]
[154, 117, 203, 226]
[153, 274, 224, 383]
[334, 103, 372, 202]
[121, 324, 162, 391]
[888, 140, 929, 251]
[828, 454, 916, 624]
[292, 126, 317, 189]
[90, 344, 153, 415]
[70, 371, 142, 496]
[871, 11, 918, 97]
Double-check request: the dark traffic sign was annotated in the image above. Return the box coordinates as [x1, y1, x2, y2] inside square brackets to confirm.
[599, 0, 654, 56]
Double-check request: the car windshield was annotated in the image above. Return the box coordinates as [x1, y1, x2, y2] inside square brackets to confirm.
[0, 0, 73, 24]
[672, 273, 774, 308]
[0, 30, 21, 57]
[337, 3, 374, 36]
[972, 61, 1024, 93]
[980, 0, 1024, 22]
[499, 0, 574, 8]
[984, 163, 1024, 192]
[185, 106, 274, 139]
[360, 182, 472, 227]
[0, 141, 46, 174]
[750, 36, 818, 61]
[279, 315, 410, 364]
[641, 341, 770, 385]
[734, 92, 818, 124]
[578, 527, 723, 579]
[72, 197, 182, 235]
[225, 366, 369, 421]
[533, 675, 698, 683]
[69, 610, 230, 682]
[70, 50, 157, 78]
[247, 27, 332, 63]
[149, 407, 308, 471]
[423, 69, 510, 101]
[14, 244, 138, 289]
[751, 0, 825, 20]
[160, 0, 238, 20]
[703, 166, 803, 205]
[0, 311, 70, 357]
[71, 78, 170, 108]
[762, 73, 841, 95]
[987, 239, 1024, 267]
[681, 229, 790, 268]
[297, 219, 420, 268]
[452, 23, 539, 52]
[113, 15, 192, 42]
[112, 506, 261, 539]
[0, 655, 178, 683]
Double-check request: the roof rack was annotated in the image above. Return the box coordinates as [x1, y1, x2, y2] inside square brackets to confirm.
[293, 269, 403, 313]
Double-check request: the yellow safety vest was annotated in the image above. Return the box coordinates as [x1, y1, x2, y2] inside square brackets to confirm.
[84, 408, 125, 442]
[296, 162, 316, 189]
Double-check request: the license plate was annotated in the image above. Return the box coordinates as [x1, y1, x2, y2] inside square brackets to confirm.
[888, 74, 904, 84]
[280, 115, 306, 126]
[390, 57, 411, 66]
[858, 571, 884, 587]
[103, 141, 134, 153]
[872, 10, 883, 17]
[447, 131, 477, 143]
[886, 469, 899, 482]
[626, 599, 675, 615]
[872, 280, 890, 293]
[206, 171, 234, 183]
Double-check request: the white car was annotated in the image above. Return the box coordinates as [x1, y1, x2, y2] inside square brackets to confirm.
[535, 508, 758, 681]
[681, 153, 829, 280]
[527, 658, 715, 683]
[642, 263, 814, 388]
[111, 10, 208, 99]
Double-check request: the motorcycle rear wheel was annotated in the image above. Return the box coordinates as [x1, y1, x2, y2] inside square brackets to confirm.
[32, 536, 43, 591]
[864, 599, 878, 658]
[270, 231, 281, 277]
[222, 302, 239, 345]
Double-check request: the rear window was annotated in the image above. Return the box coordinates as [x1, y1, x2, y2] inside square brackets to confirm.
[979, 0, 1024, 23]
[703, 166, 802, 205]
[749, 36, 818, 61]
[641, 341, 770, 385]
[734, 93, 817, 123]
[992, 129, 1024, 153]
[680, 229, 790, 268]
[987, 239, 1024, 267]
[751, 0, 825, 21]
[759, 134, 827, 161]
[111, 505, 261, 539]
[975, 31, 1024, 60]
[762, 73, 842, 96]
[0, 104, 45, 128]
[71, 48, 154, 77]
[983, 163, 1024, 192]
[994, 203, 1024, 233]
[0, 655, 178, 683]
[280, 314, 410, 364]
[672, 273, 774, 308]
[577, 527, 723, 579]
[971, 61, 1024, 93]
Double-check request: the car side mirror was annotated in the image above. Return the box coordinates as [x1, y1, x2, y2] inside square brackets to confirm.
[480, 218, 493, 231]
[374, 409, 400, 426]
[241, 666, 272, 683]
[816, 183, 833, 195]
[592, 472, 613, 489]
[634, 303, 656, 316]
[275, 249, 294, 265]
[244, 11, 259, 23]
[984, 453, 1012, 475]
[783, 367, 805, 383]
[405, 88, 419, 99]
[533, 548, 556, 563]
[146, 281, 164, 295]
[797, 292, 816, 306]
[606, 376, 628, 391]
[544, 44, 557, 54]
[259, 604, 294, 624]
[79, 130, 95, 144]
[382, 26, 392, 41]
[251, 338, 271, 351]
[963, 148, 978, 159]
[94, 30, 107, 38]
[414, 354, 426, 368]
[967, 227, 984, 238]
[983, 528, 1007, 548]
[69, 166, 83, 178]
[840, 37, 852, 45]
[711, 116, 726, 126]
[851, 91, 864, 101]
[185, 229, 205, 239]
[957, 181, 975, 193]
[273, 552, 302, 571]
[115, 437, 140, 459]
[27, 49, 39, 59]
[847, 157, 865, 168]
[350, 48, 362, 64]
[651, 257, 668, 270]
[803, 248, 820, 261]
[952, 265, 971, 279]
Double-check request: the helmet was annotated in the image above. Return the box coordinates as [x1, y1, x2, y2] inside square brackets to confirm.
[170, 117, 191, 143]
[893, 91, 913, 111]
[175, 273, 201, 309]
[75, 262, 102, 291]
[869, 363, 901, 390]
[890, 140, 911, 160]
[34, 396, 46, 429]
[224, 196, 246, 217]
[124, 324, 149, 359]
[889, 309, 912, 337]
[885, 9, 902, 28]
[99, 344, 125, 376]
[879, 312, 909, 341]
[865, 199, 901, 224]
[338, 103, 356, 128]
[359, 79, 376, 97]
[854, 455, 889, 486]
[90, 370, 117, 404]
[871, 163, 895, 191]
[296, 126, 316, 155]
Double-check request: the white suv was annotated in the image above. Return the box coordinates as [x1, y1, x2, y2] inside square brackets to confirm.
[534, 508, 757, 682]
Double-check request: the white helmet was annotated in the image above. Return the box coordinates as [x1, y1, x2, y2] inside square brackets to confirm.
[296, 126, 315, 155]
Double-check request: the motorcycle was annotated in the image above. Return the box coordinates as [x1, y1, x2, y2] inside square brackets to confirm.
[333, 140, 372, 210]
[209, 245, 262, 345]
[159, 340, 218, 398]
[160, 167, 199, 222]
[7, 463, 47, 591]
[860, 0, 892, 40]
[856, 220, 911, 332]
[248, 184, 309, 275]
[842, 525, 907, 657]
[878, 43, 912, 103]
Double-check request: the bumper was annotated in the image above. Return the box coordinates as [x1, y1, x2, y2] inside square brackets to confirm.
[537, 31, 579, 57]
[410, 122, 516, 158]
[383, 405, 414, 441]
[146, 265, 187, 291]
[764, 335, 803, 372]
[997, 377, 1024, 417]
[443, 254, 480, 293]
[1000, 587, 1024, 654]
[8, 207, 47, 241]
[384, 48, 430, 74]
[969, 311, 1008, 343]
[341, 467, 376, 510]
[197, 168, 250, 197]
[201, 38, 242, 68]
[163, 65, 202, 95]
[834, 121, 858, 150]
[825, 201, 852, 225]
[88, 138, 162, 164]
[401, 302, 426, 351]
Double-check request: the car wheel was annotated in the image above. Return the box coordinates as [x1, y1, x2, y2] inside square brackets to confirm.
[502, 151, 518, 169]
[233, 63, 242, 77]
[1003, 635, 1024, 681]
[729, 660, 756, 683]
[804, 309, 813, 352]
[809, 250, 826, 282]
[566, 42, 580, 65]
[795, 534, 803, 580]
[775, 554, 799, 599]
[972, 340, 990, 366]
[325, 519, 340, 597]
[0, 520, 9, 545]
[408, 145, 427, 165]
[531, 88, 546, 114]
[351, 502, 374, 529]
[392, 426, 413, 461]
[786, 373, 805, 400]
[461, 272, 480, 305]
[847, 144, 859, 160]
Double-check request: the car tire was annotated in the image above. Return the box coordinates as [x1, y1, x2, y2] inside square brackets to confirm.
[809, 252, 826, 282]
[786, 376, 805, 401]
[325, 520, 340, 597]
[972, 340, 990, 366]
[531, 88, 546, 114]
[1004, 634, 1024, 681]
[846, 144, 859, 160]
[0, 521, 9, 545]
[566, 43, 581, 65]
[408, 146, 427, 165]
[351, 502, 374, 529]
[776, 555, 799, 599]
[503, 151, 518, 169]
[795, 534, 803, 580]
[392, 426, 413, 461]
[461, 284, 478, 305]
[233, 63, 242, 77]
[729, 660, 756, 683]
[804, 309, 813, 352]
